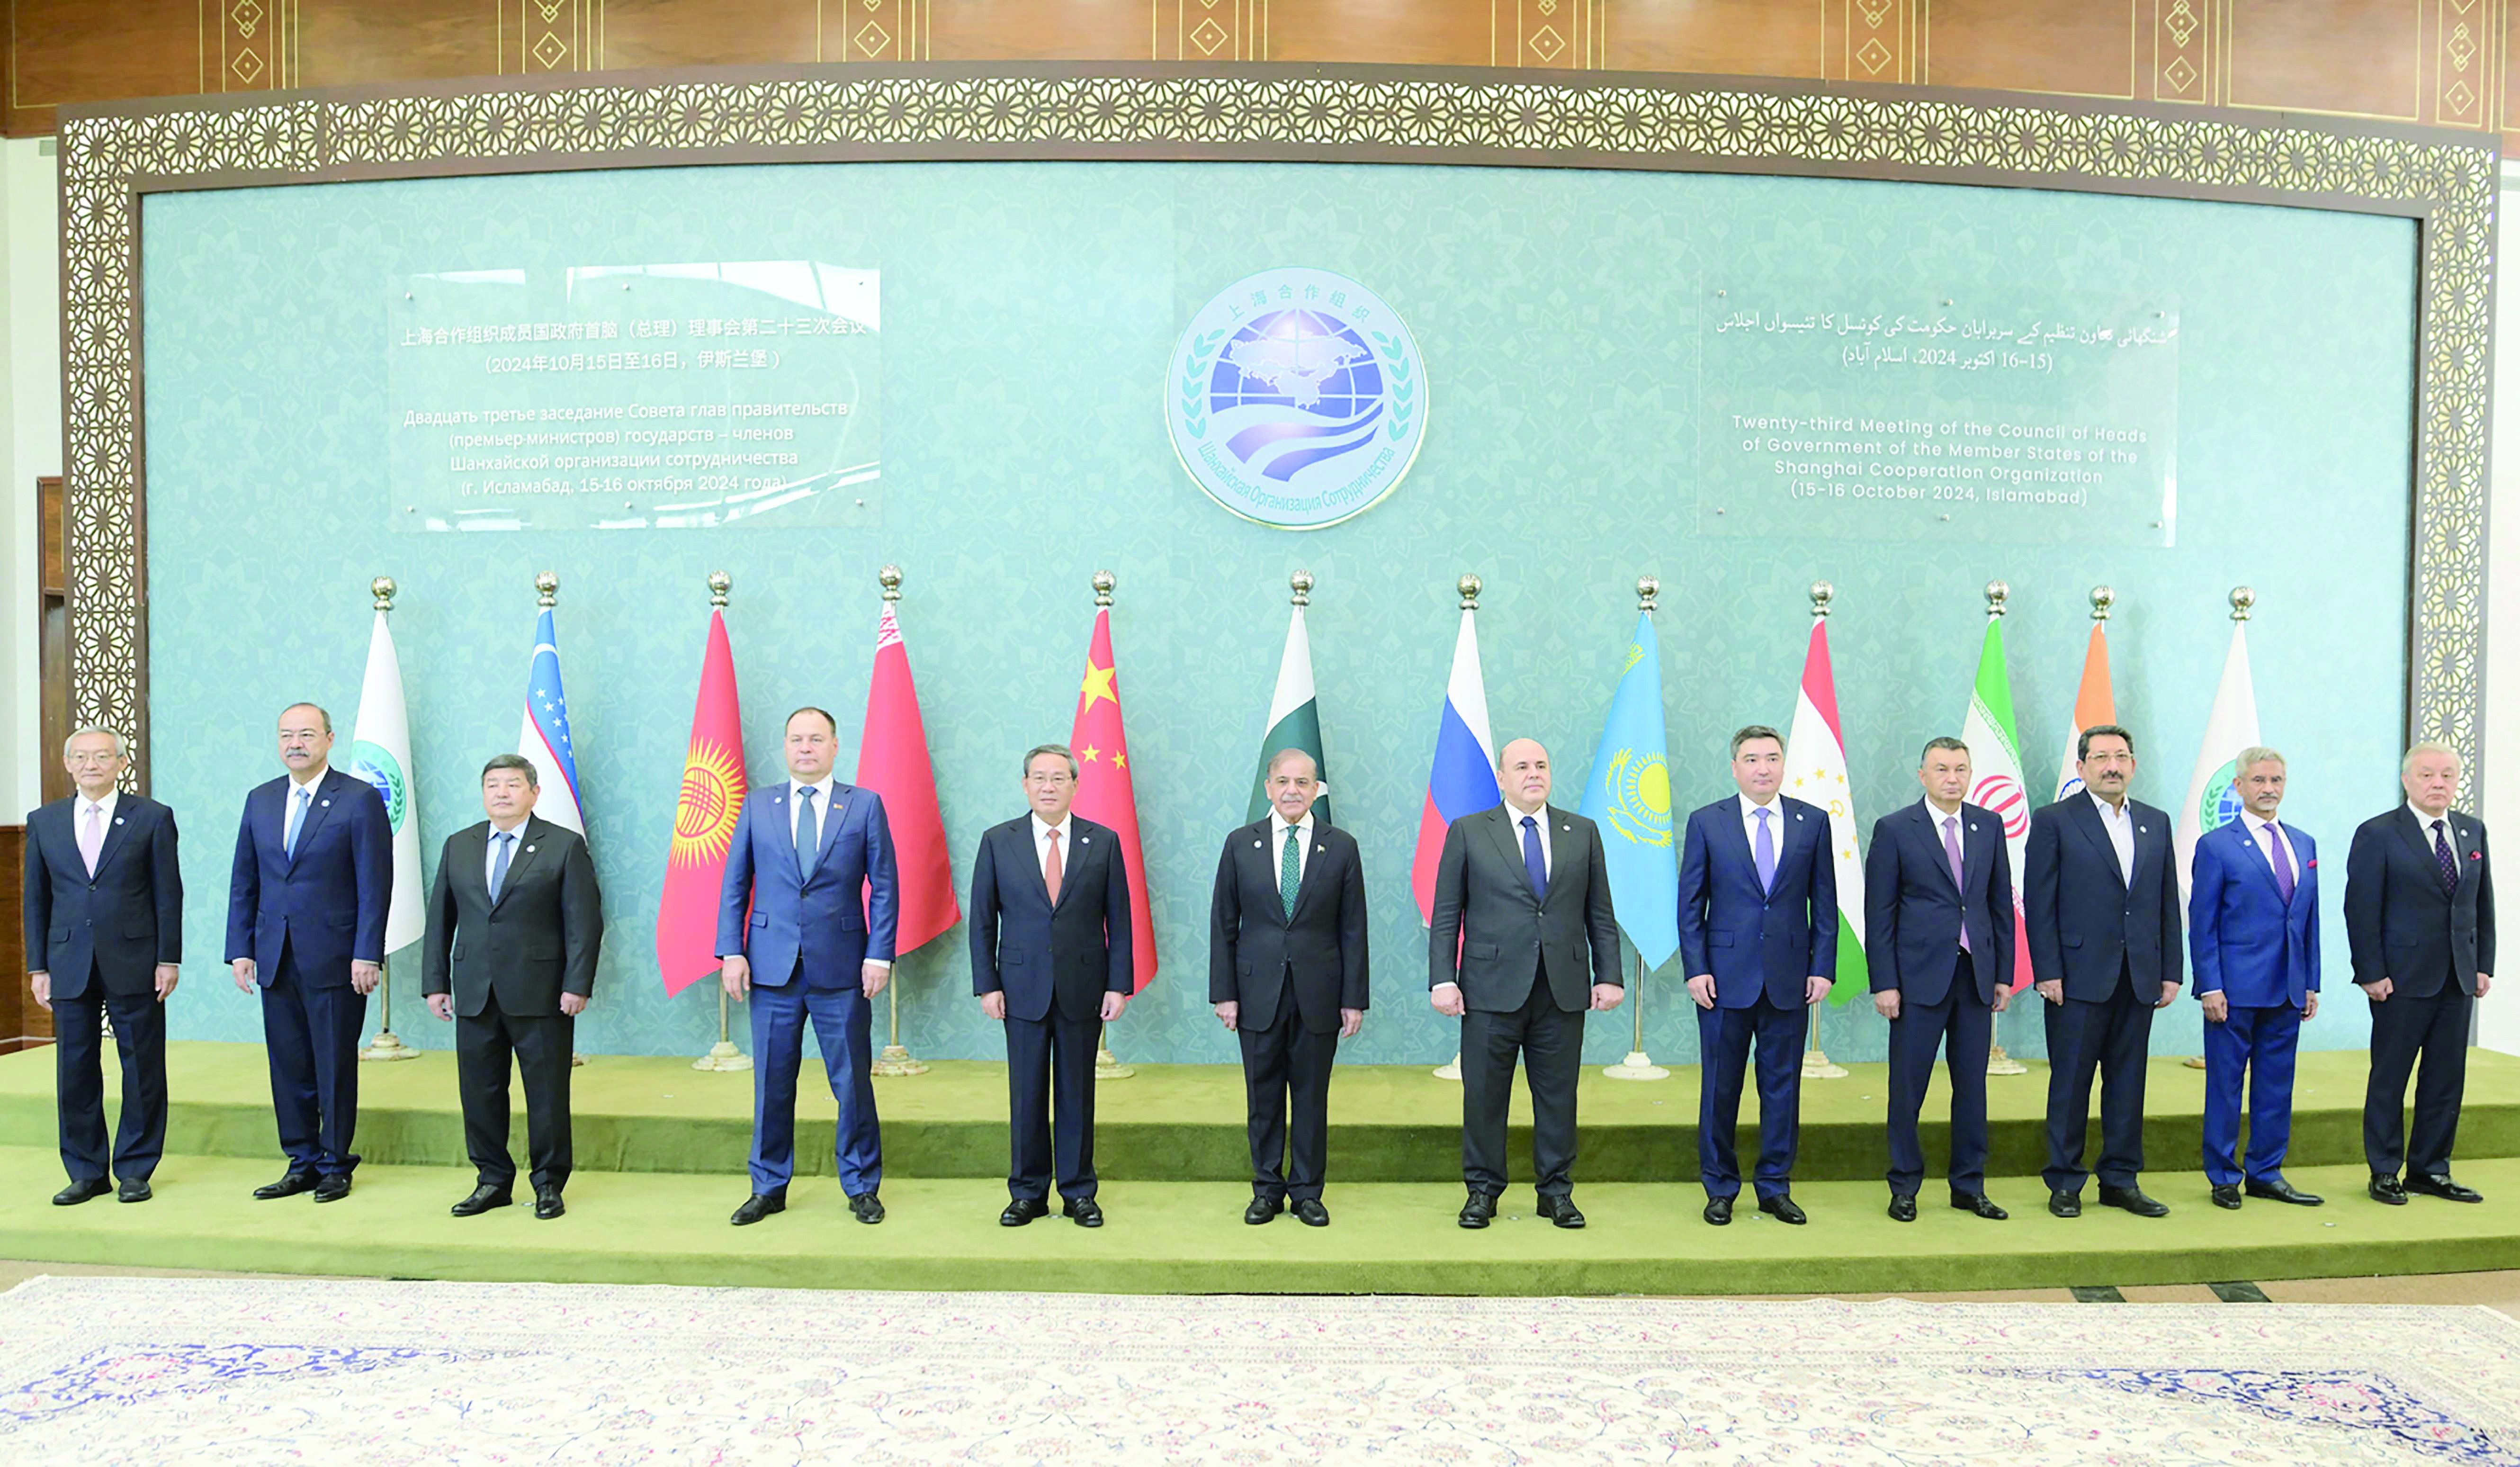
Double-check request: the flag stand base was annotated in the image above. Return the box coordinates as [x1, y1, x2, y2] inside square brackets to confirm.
[359, 1029, 420, 1063]
[1986, 1043, 2029, 1076]
[1094, 1045, 1134, 1080]
[692, 1041, 753, 1073]
[2181, 1054, 2207, 1070]
[1801, 1046, 1849, 1079]
[571, 1053, 588, 1068]
[1603, 1052, 1669, 1081]
[1433, 1051, 1462, 1081]
[872, 1044, 929, 1077]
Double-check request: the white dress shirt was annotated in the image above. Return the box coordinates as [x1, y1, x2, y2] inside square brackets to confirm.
[484, 817, 529, 890]
[2088, 789, 2136, 883]
[2239, 810, 2300, 885]
[1268, 810, 1314, 882]
[1739, 793, 1787, 868]
[1501, 798, 1553, 880]
[1032, 812, 1075, 881]
[278, 766, 327, 843]
[2408, 801, 2457, 840]
[76, 789, 121, 831]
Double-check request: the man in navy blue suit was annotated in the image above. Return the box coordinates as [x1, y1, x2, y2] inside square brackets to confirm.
[2346, 740, 2494, 1205]
[969, 743, 1132, 1228]
[2025, 723, 2182, 1220]
[1677, 724, 1836, 1226]
[2188, 746, 2323, 1209]
[25, 728, 181, 1205]
[226, 702, 392, 1203]
[717, 707, 900, 1227]
[1864, 736, 2013, 1223]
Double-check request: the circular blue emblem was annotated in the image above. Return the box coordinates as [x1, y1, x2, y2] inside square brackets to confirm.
[1167, 268, 1426, 530]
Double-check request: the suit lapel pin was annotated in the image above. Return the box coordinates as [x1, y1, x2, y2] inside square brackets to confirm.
[1254, 839, 1263, 849]
[2137, 824, 2147, 834]
[114, 817, 124, 826]
[1079, 836, 1090, 846]
[526, 846, 537, 854]
[321, 799, 332, 808]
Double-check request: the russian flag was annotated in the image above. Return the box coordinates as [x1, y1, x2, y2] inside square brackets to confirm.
[1410, 604, 1500, 923]
[518, 605, 586, 836]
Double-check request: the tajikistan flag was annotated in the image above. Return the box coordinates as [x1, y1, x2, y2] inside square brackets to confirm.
[1783, 614, 1865, 1003]
[347, 607, 422, 954]
[1247, 591, 1331, 825]
[1962, 614, 2035, 990]
[2176, 610, 2259, 902]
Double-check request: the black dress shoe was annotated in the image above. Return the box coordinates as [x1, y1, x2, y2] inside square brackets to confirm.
[2408, 1173, 2485, 1203]
[1951, 1191, 2008, 1220]
[2368, 1174, 2410, 1205]
[534, 1188, 566, 1221]
[450, 1184, 513, 1217]
[254, 1170, 320, 1201]
[312, 1174, 353, 1204]
[1063, 1198, 1104, 1228]
[1245, 1194, 1285, 1225]
[1758, 1193, 1808, 1225]
[52, 1179, 109, 1206]
[1000, 1197, 1049, 1226]
[2048, 1190, 2082, 1218]
[1291, 1197, 1330, 1228]
[1887, 1194, 1918, 1223]
[2097, 1184, 2168, 1217]
[2247, 1177, 2323, 1206]
[2211, 1183, 2242, 1209]
[1537, 1195, 1586, 1229]
[847, 1192, 884, 1224]
[1459, 1191, 1498, 1229]
[730, 1191, 787, 1226]
[1703, 1194, 1734, 1226]
[116, 1178, 152, 1204]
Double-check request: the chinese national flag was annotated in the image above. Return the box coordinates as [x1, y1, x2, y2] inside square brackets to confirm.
[1070, 606, 1157, 993]
[856, 599, 960, 954]
[657, 608, 745, 997]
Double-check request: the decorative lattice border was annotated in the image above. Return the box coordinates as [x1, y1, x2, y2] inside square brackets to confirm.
[58, 65, 2495, 786]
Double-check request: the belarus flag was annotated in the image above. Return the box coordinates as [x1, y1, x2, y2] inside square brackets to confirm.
[1411, 602, 1500, 924]
[857, 595, 960, 955]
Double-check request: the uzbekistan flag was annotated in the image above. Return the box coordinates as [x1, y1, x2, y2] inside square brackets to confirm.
[1782, 616, 1865, 1003]
[1072, 605, 1157, 992]
[1410, 603, 1500, 924]
[518, 605, 585, 836]
[657, 606, 744, 997]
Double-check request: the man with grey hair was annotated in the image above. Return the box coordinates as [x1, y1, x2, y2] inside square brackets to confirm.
[970, 742, 1134, 1226]
[2345, 740, 2494, 1204]
[24, 728, 181, 1205]
[2187, 746, 2323, 1209]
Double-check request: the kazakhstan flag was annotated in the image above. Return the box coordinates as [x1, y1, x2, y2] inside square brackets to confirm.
[1577, 613, 1679, 971]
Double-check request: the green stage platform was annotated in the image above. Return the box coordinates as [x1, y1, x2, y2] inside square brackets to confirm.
[1, 1042, 2514, 1295]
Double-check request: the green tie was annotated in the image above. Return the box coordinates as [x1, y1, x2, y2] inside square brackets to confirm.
[1281, 824, 1302, 920]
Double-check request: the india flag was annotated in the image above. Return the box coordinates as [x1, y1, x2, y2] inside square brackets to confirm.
[1247, 590, 1331, 826]
[2176, 612, 2259, 902]
[1962, 615, 2035, 990]
[2053, 618, 2116, 803]
[347, 607, 422, 955]
[1782, 615, 1865, 1003]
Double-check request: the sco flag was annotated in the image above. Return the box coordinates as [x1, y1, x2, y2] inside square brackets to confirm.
[2176, 613, 2259, 902]
[1576, 614, 1677, 970]
[1783, 616, 1865, 1003]
[347, 608, 422, 955]
[1961, 615, 2035, 991]
[657, 607, 744, 997]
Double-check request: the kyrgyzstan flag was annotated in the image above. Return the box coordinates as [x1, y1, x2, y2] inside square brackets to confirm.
[1070, 601, 1157, 993]
[856, 593, 960, 954]
[657, 605, 745, 997]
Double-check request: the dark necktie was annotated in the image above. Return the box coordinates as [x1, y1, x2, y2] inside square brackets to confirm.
[2261, 823, 2296, 903]
[489, 830, 515, 901]
[1943, 815, 1970, 952]
[1281, 825, 1301, 920]
[1520, 814, 1548, 900]
[796, 786, 819, 882]
[2434, 818, 2458, 893]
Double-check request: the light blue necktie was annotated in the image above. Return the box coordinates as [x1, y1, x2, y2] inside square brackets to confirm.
[796, 786, 819, 882]
[1754, 806, 1777, 894]
[284, 787, 310, 858]
[489, 830, 515, 901]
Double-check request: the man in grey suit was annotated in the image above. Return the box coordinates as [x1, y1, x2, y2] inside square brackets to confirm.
[1429, 737, 1623, 1230]
[422, 754, 602, 1221]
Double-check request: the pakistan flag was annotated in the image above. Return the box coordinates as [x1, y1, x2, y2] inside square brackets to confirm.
[1248, 588, 1331, 825]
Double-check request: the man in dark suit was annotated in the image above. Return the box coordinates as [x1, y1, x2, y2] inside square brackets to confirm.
[1429, 738, 1622, 1231]
[1864, 736, 2013, 1223]
[1678, 724, 1836, 1226]
[2345, 740, 2495, 1204]
[717, 707, 900, 1227]
[970, 743, 1132, 1227]
[24, 728, 181, 1205]
[2188, 746, 2323, 1209]
[1209, 749, 1369, 1227]
[422, 754, 602, 1221]
[2025, 723, 2182, 1219]
[226, 702, 392, 1203]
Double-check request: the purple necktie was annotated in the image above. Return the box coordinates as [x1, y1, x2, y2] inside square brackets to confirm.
[1943, 815, 1970, 952]
[2434, 819, 2458, 893]
[1753, 807, 1776, 894]
[2261, 824, 2296, 903]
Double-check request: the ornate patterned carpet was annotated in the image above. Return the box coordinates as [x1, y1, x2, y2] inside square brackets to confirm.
[0, 1278, 2515, 1465]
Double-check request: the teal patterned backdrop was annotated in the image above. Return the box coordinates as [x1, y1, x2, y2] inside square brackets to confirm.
[139, 160, 2414, 1068]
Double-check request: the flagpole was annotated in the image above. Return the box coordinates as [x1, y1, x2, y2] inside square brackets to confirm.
[1088, 569, 1137, 1081]
[869, 564, 930, 1078]
[690, 571, 753, 1075]
[1797, 580, 1851, 1080]
[1433, 571, 1481, 1083]
[526, 571, 595, 1071]
[1601, 574, 1671, 1081]
[2181, 586, 2257, 1073]
[1985, 579, 2030, 1077]
[358, 575, 420, 1064]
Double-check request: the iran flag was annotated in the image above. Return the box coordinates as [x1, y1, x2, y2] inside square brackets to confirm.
[1961, 614, 2035, 990]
